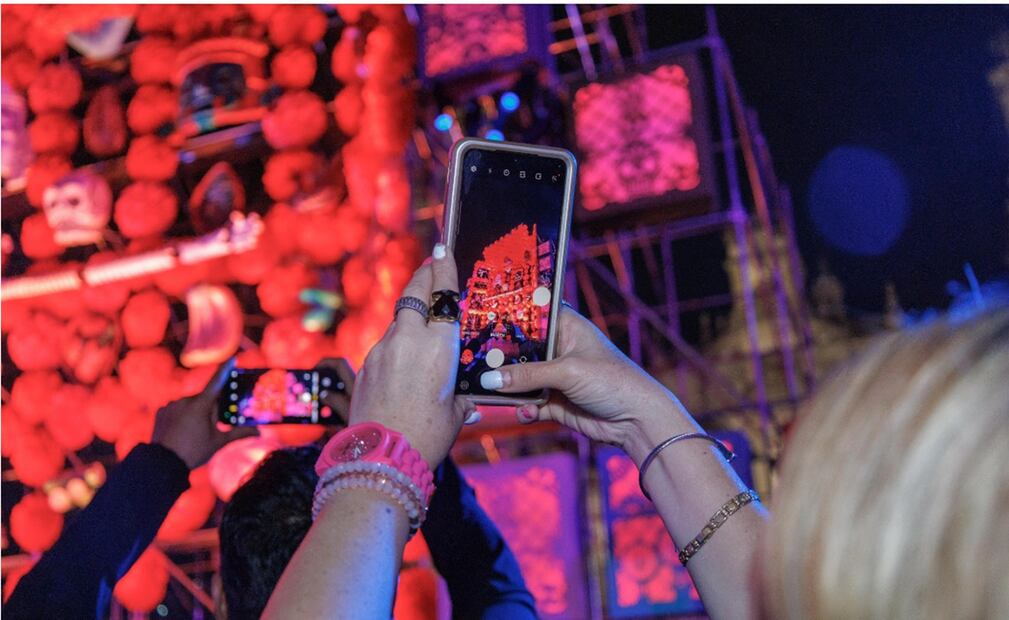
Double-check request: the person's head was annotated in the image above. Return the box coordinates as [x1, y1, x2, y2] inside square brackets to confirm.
[218, 445, 320, 620]
[762, 306, 1009, 619]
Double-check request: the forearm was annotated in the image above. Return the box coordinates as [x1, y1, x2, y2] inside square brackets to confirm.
[624, 393, 767, 620]
[5, 444, 189, 619]
[263, 487, 410, 619]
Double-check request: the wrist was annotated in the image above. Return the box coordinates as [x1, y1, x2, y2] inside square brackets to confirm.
[622, 399, 701, 468]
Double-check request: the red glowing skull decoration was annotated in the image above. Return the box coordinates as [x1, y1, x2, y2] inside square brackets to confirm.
[60, 312, 122, 384]
[41, 170, 113, 246]
[180, 284, 244, 368]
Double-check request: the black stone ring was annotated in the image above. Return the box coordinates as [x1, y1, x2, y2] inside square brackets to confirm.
[395, 296, 429, 321]
[428, 289, 462, 323]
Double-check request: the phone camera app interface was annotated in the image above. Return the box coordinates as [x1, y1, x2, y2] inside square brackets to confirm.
[455, 148, 567, 397]
[225, 369, 336, 425]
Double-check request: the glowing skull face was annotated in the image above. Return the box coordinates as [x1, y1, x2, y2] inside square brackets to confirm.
[42, 172, 112, 246]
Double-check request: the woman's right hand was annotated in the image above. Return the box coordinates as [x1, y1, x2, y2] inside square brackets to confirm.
[480, 305, 700, 466]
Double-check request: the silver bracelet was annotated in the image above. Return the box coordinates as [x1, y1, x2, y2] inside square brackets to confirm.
[638, 432, 735, 500]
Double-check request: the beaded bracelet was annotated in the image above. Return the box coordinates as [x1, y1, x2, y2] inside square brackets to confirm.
[312, 462, 429, 535]
[312, 473, 425, 534]
[316, 460, 429, 515]
[678, 489, 760, 566]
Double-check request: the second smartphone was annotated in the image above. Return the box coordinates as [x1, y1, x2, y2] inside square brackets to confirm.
[443, 138, 577, 405]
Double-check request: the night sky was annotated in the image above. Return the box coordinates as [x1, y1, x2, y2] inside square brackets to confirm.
[647, 5, 1009, 313]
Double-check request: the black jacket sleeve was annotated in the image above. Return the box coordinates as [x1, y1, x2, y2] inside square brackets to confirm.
[421, 458, 538, 620]
[5, 443, 191, 620]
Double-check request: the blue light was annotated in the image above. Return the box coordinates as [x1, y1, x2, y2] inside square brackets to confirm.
[434, 113, 453, 132]
[485, 130, 504, 141]
[500, 91, 520, 112]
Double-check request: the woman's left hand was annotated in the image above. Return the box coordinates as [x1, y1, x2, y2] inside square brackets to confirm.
[347, 245, 472, 467]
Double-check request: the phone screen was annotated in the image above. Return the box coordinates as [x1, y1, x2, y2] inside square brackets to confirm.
[219, 368, 345, 426]
[453, 147, 570, 398]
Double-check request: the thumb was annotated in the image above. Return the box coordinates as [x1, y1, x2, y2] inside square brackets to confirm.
[199, 357, 237, 402]
[479, 359, 574, 393]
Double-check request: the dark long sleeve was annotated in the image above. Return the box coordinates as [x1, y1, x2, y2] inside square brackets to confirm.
[5, 443, 190, 620]
[422, 458, 538, 620]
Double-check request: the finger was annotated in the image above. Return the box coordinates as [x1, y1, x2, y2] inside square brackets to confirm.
[428, 243, 460, 332]
[199, 357, 237, 402]
[396, 263, 434, 327]
[515, 403, 541, 425]
[320, 390, 350, 425]
[315, 357, 356, 396]
[429, 243, 459, 298]
[478, 358, 573, 393]
[464, 410, 482, 425]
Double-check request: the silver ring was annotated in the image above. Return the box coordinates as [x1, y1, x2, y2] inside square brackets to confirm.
[395, 296, 429, 321]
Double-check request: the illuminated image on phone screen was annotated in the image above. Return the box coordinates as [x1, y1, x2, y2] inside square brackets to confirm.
[222, 369, 342, 425]
[454, 148, 568, 398]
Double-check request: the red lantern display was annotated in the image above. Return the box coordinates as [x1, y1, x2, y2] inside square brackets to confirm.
[20, 212, 63, 260]
[127, 84, 177, 135]
[118, 347, 178, 409]
[256, 261, 317, 318]
[226, 230, 282, 284]
[86, 377, 142, 443]
[130, 37, 177, 84]
[25, 154, 72, 208]
[1, 48, 41, 91]
[81, 251, 133, 315]
[10, 427, 65, 487]
[296, 211, 349, 266]
[340, 254, 374, 308]
[267, 5, 327, 48]
[10, 493, 64, 553]
[333, 84, 363, 136]
[28, 112, 79, 155]
[7, 311, 63, 371]
[113, 547, 169, 613]
[27, 63, 82, 113]
[125, 135, 178, 182]
[261, 90, 328, 151]
[271, 45, 316, 89]
[263, 202, 302, 255]
[261, 316, 328, 368]
[114, 182, 178, 239]
[10, 370, 61, 425]
[1, 404, 29, 457]
[121, 289, 171, 348]
[46, 384, 95, 451]
[156, 467, 217, 542]
[334, 310, 387, 369]
[61, 312, 122, 384]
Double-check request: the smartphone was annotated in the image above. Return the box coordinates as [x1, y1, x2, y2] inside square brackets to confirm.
[218, 368, 346, 426]
[443, 138, 577, 405]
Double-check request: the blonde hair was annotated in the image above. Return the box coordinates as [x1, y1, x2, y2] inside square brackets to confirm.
[762, 307, 1009, 620]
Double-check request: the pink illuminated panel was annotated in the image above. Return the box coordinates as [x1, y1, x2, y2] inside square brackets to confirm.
[574, 63, 702, 213]
[463, 453, 588, 620]
[422, 5, 528, 77]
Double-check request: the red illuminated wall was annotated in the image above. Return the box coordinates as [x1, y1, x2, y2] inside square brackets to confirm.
[460, 224, 551, 343]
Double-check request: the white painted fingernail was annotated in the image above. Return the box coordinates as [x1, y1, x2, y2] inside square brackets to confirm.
[464, 410, 482, 425]
[433, 243, 446, 259]
[480, 370, 503, 390]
